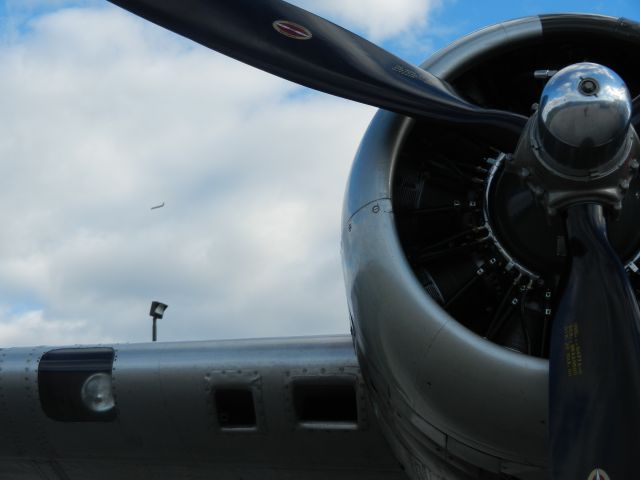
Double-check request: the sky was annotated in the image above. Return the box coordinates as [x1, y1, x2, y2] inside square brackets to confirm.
[0, 0, 638, 347]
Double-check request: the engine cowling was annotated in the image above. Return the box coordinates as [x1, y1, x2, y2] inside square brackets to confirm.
[342, 14, 640, 479]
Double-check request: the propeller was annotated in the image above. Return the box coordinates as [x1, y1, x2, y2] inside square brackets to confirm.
[107, 0, 526, 135]
[527, 65, 640, 478]
[549, 203, 640, 479]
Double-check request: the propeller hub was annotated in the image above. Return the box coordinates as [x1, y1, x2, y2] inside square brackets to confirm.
[509, 63, 639, 215]
[537, 62, 632, 177]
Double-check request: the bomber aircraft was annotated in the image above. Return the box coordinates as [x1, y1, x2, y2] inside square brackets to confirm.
[1, 1, 640, 479]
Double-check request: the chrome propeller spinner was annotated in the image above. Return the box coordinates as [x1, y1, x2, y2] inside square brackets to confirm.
[510, 63, 639, 215]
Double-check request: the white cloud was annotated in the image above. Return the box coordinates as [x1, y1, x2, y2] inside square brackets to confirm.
[289, 0, 443, 41]
[0, 308, 110, 347]
[0, 4, 375, 347]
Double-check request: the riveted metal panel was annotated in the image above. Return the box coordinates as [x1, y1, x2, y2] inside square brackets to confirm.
[0, 347, 54, 460]
[0, 338, 407, 480]
[0, 348, 22, 458]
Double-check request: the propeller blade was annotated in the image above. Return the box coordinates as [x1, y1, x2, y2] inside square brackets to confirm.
[108, 0, 526, 133]
[549, 203, 640, 479]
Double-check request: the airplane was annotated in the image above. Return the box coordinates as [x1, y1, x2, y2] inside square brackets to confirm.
[0, 1, 639, 479]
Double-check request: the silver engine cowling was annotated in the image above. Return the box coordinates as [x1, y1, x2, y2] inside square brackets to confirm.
[342, 14, 640, 480]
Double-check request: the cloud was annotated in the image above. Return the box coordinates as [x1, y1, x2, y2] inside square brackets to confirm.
[0, 308, 110, 346]
[289, 0, 443, 41]
[0, 4, 375, 346]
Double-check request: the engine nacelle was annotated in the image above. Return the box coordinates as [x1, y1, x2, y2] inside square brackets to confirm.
[342, 14, 640, 479]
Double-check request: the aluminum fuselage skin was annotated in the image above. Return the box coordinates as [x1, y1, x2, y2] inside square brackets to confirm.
[0, 337, 406, 479]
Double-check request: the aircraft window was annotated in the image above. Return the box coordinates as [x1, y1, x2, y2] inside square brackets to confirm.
[38, 347, 116, 422]
[214, 387, 257, 430]
[292, 377, 358, 429]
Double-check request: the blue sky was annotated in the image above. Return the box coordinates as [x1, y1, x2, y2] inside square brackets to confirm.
[0, 1, 638, 346]
[405, 0, 639, 61]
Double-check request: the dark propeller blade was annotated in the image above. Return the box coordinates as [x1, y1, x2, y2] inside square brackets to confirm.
[107, 0, 526, 134]
[549, 203, 640, 479]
